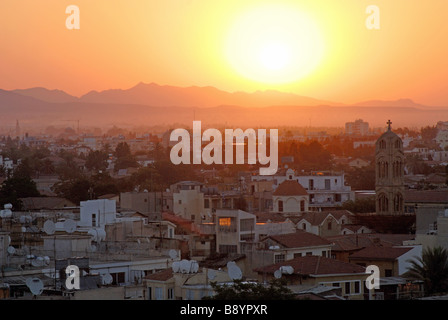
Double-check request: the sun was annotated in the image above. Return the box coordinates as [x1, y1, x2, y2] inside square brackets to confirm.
[225, 4, 325, 85]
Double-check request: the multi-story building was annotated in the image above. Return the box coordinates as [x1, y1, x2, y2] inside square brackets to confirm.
[345, 119, 370, 136]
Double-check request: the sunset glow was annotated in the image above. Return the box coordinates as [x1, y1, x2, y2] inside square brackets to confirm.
[225, 4, 325, 84]
[1, 0, 448, 107]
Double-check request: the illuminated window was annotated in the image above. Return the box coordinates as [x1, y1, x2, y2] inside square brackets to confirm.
[219, 218, 231, 226]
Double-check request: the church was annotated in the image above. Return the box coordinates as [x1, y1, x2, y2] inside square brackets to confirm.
[375, 120, 405, 216]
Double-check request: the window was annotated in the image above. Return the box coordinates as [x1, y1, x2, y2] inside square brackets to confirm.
[204, 199, 209, 208]
[302, 223, 306, 231]
[178, 199, 182, 204]
[385, 269, 393, 277]
[155, 287, 163, 300]
[309, 179, 314, 190]
[327, 221, 332, 230]
[354, 281, 360, 294]
[345, 282, 351, 295]
[335, 194, 342, 202]
[219, 245, 237, 254]
[147, 287, 152, 300]
[275, 254, 285, 263]
[278, 200, 283, 212]
[191, 214, 195, 221]
[167, 288, 174, 300]
[306, 252, 312, 256]
[325, 179, 331, 190]
[218, 217, 236, 232]
[186, 289, 195, 300]
[92, 213, 96, 227]
[322, 251, 326, 257]
[240, 218, 254, 232]
[300, 200, 305, 212]
[293, 253, 302, 258]
[333, 282, 340, 287]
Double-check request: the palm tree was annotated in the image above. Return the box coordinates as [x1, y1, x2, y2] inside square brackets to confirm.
[406, 246, 448, 296]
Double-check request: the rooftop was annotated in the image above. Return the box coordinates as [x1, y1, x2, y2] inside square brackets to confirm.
[254, 255, 366, 276]
[264, 230, 333, 248]
[273, 180, 308, 197]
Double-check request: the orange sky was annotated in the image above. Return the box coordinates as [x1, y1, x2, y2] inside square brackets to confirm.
[1, 0, 448, 106]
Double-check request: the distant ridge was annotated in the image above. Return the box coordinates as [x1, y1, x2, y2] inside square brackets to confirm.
[1, 83, 446, 129]
[78, 82, 343, 108]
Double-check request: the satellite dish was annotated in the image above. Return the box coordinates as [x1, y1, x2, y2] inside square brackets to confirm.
[21, 226, 27, 233]
[280, 266, 294, 275]
[274, 269, 282, 279]
[43, 256, 50, 265]
[169, 249, 178, 259]
[88, 244, 97, 252]
[191, 260, 199, 273]
[180, 260, 190, 273]
[26, 278, 44, 296]
[88, 229, 98, 242]
[31, 258, 44, 267]
[63, 219, 77, 234]
[103, 273, 113, 285]
[96, 228, 106, 242]
[228, 264, 242, 280]
[207, 269, 217, 280]
[7, 246, 16, 255]
[172, 261, 180, 273]
[43, 220, 55, 235]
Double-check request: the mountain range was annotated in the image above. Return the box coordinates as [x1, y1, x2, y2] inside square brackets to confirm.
[0, 83, 446, 130]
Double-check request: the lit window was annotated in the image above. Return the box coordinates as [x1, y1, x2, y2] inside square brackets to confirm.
[219, 218, 231, 226]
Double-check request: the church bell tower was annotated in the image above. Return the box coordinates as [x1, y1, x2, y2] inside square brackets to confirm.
[375, 120, 405, 215]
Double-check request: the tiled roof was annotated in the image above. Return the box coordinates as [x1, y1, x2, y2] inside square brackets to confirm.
[297, 210, 352, 226]
[273, 180, 308, 196]
[404, 190, 448, 203]
[349, 246, 413, 260]
[19, 197, 76, 210]
[145, 268, 173, 281]
[255, 212, 290, 223]
[254, 255, 366, 276]
[266, 230, 333, 248]
[327, 233, 414, 252]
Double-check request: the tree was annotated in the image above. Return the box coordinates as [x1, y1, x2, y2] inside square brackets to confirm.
[406, 246, 448, 296]
[0, 161, 40, 210]
[205, 279, 295, 300]
[85, 150, 108, 172]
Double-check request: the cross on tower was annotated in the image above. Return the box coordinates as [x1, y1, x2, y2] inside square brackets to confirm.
[387, 120, 392, 131]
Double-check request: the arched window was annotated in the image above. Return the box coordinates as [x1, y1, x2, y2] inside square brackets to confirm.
[394, 193, 403, 213]
[379, 140, 386, 149]
[302, 223, 306, 230]
[378, 193, 388, 212]
[394, 139, 402, 149]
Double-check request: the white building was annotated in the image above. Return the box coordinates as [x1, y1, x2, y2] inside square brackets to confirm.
[79, 199, 117, 228]
[254, 169, 354, 210]
[215, 209, 256, 254]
